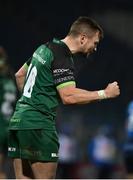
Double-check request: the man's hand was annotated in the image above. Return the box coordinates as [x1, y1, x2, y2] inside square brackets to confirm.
[104, 81, 120, 98]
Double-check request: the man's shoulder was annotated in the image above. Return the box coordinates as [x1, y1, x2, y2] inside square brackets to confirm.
[32, 38, 69, 57]
[46, 40, 63, 50]
[46, 39, 71, 58]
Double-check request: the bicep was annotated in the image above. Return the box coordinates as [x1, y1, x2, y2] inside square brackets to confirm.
[15, 63, 29, 78]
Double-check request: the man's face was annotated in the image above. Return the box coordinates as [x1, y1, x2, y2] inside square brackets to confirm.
[79, 31, 100, 56]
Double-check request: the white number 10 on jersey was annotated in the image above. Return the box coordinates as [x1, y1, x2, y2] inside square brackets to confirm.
[23, 64, 37, 98]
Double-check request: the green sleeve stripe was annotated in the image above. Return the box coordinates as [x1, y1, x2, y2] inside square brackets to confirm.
[23, 63, 29, 70]
[56, 81, 76, 89]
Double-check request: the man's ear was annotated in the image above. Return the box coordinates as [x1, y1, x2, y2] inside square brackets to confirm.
[80, 34, 86, 45]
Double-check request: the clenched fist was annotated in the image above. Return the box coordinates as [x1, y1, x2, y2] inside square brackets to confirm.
[104, 81, 120, 98]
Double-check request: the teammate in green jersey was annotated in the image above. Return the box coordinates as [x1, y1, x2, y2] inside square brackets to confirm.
[8, 16, 120, 179]
[0, 46, 17, 178]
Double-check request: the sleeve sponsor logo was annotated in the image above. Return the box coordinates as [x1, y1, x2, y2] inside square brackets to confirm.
[53, 69, 74, 76]
[53, 69, 69, 73]
[33, 52, 46, 65]
[55, 76, 75, 84]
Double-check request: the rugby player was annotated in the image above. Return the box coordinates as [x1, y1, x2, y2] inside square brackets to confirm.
[8, 16, 120, 179]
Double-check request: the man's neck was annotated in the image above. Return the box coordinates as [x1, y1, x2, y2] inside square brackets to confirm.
[61, 36, 79, 54]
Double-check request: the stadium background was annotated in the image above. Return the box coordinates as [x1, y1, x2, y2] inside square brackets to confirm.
[0, 0, 133, 178]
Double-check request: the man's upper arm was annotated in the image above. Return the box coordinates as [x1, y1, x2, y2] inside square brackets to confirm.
[57, 82, 76, 102]
[15, 58, 32, 91]
[15, 58, 31, 77]
[51, 50, 76, 89]
[15, 64, 27, 77]
[51, 48, 77, 103]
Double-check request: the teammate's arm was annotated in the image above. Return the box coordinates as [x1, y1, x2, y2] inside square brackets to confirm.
[15, 58, 31, 92]
[57, 81, 120, 104]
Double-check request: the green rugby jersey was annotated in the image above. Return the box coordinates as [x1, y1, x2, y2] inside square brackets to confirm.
[9, 38, 76, 130]
[0, 75, 17, 127]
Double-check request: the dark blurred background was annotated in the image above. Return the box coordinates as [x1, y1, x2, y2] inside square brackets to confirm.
[0, 0, 133, 178]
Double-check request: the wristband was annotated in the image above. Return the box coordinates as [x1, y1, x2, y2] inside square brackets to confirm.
[98, 90, 107, 99]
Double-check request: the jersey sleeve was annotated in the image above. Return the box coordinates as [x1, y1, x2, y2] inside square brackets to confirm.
[23, 57, 32, 70]
[52, 54, 76, 89]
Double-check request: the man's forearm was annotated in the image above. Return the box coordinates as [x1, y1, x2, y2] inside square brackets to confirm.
[58, 81, 120, 105]
[60, 88, 104, 104]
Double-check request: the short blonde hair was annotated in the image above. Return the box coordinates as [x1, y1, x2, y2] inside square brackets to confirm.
[68, 16, 104, 40]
